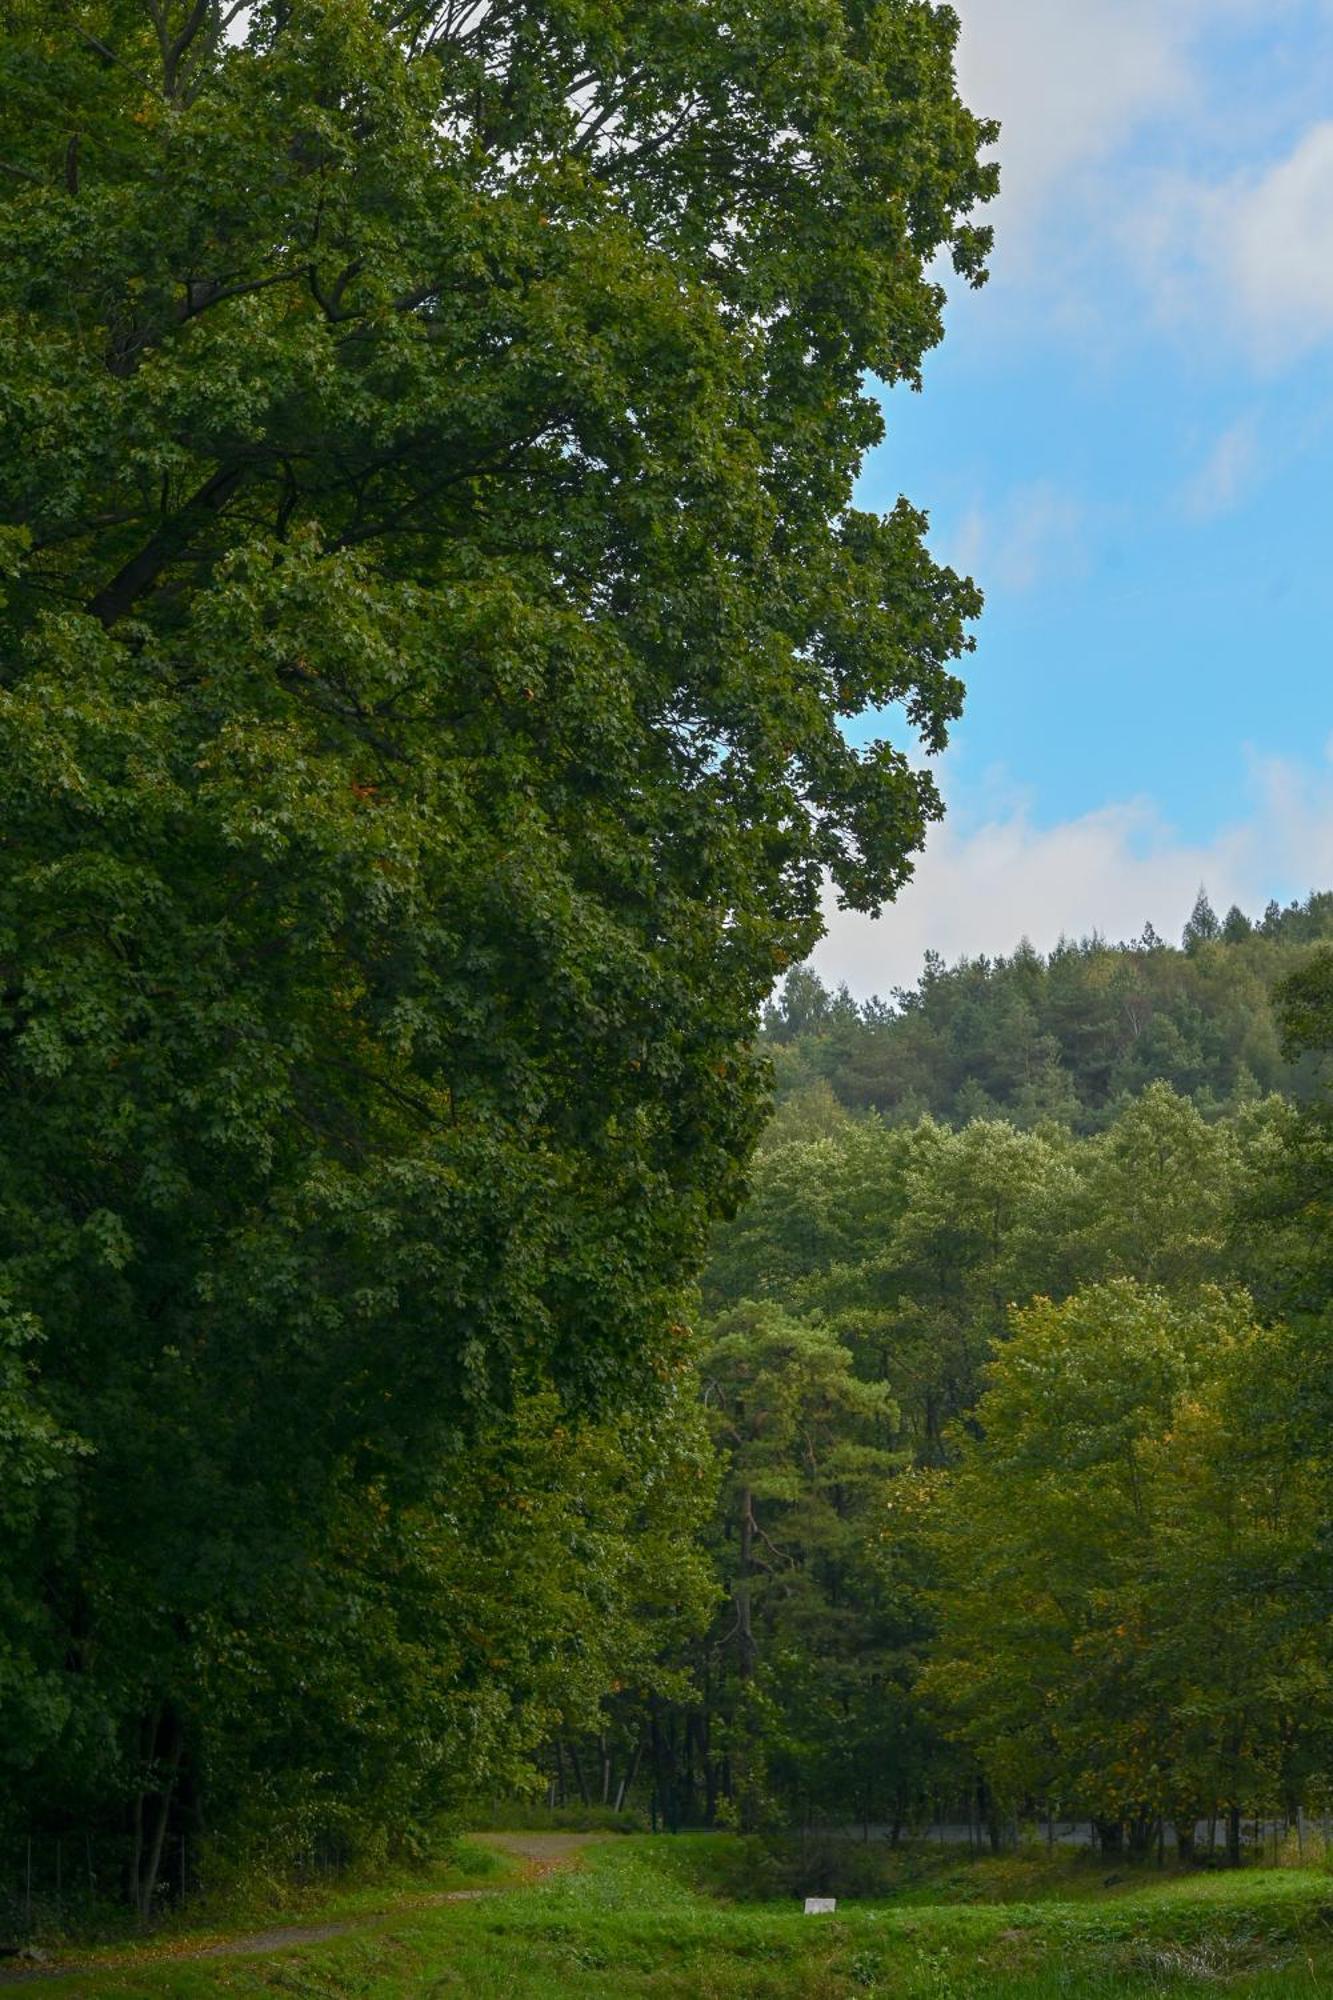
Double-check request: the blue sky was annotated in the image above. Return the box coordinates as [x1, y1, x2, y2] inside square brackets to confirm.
[816, 0, 1333, 996]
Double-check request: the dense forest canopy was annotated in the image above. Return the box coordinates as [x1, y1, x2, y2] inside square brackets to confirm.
[598, 931, 1333, 1852]
[761, 887, 1333, 1134]
[0, 0, 996, 1915]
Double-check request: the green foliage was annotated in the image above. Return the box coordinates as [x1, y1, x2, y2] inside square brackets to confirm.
[763, 891, 1333, 1129]
[922, 1282, 1332, 1836]
[1274, 945, 1333, 1062]
[1181, 886, 1221, 952]
[186, 1386, 717, 1868]
[0, 0, 991, 1889]
[1078, 1081, 1237, 1286]
[707, 1085, 1244, 1450]
[700, 1304, 914, 1827]
[687, 1063, 1331, 1845]
[475, 1803, 646, 1834]
[615, 911, 1333, 1852]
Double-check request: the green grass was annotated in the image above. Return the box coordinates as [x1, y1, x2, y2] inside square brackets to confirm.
[8, 1838, 519, 1990]
[28, 1835, 1333, 1999]
[271, 1837, 516, 1923]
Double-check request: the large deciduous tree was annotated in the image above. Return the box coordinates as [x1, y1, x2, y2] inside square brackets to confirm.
[0, 0, 993, 1887]
[923, 1282, 1330, 1859]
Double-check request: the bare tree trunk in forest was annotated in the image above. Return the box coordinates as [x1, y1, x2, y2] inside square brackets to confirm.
[126, 1708, 159, 1911]
[978, 1778, 1002, 1854]
[614, 1736, 643, 1812]
[1227, 1804, 1242, 1868]
[700, 1664, 719, 1824]
[649, 1701, 666, 1829]
[566, 1739, 591, 1807]
[138, 1718, 184, 1920]
[737, 1486, 755, 1679]
[649, 1699, 679, 1832]
[127, 1786, 145, 1913]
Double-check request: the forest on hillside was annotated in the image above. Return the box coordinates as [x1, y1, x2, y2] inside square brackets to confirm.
[762, 888, 1333, 1136]
[536, 928, 1333, 1861]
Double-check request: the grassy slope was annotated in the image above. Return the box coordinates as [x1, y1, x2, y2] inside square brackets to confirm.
[41, 1836, 1333, 1998]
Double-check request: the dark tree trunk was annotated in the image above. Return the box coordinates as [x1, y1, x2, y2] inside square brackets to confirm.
[978, 1778, 1003, 1854]
[129, 1709, 184, 1920]
[701, 1692, 719, 1825]
[127, 1786, 145, 1912]
[614, 1735, 643, 1812]
[567, 1739, 591, 1807]
[737, 1486, 755, 1680]
[125, 1707, 158, 1910]
[138, 1723, 183, 1920]
[649, 1700, 675, 1832]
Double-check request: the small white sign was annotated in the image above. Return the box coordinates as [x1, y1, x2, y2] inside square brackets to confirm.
[804, 1897, 837, 1915]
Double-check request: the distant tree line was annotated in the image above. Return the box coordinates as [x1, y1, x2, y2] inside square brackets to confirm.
[761, 889, 1333, 1134]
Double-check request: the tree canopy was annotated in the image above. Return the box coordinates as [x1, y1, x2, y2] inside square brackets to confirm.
[0, 0, 995, 1903]
[924, 1282, 1328, 1859]
[629, 1051, 1333, 1848]
[763, 891, 1333, 1131]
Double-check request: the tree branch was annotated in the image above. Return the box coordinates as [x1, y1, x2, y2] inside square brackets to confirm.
[75, 24, 157, 91]
[88, 461, 249, 627]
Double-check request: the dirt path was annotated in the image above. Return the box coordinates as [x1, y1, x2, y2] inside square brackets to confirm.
[474, 1833, 606, 1864]
[0, 1834, 601, 1986]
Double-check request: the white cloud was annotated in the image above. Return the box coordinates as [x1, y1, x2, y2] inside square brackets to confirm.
[811, 751, 1333, 997]
[955, 0, 1201, 239]
[1229, 122, 1333, 342]
[1160, 122, 1333, 361]
[953, 0, 1333, 360]
[952, 481, 1087, 593]
[1179, 416, 1260, 518]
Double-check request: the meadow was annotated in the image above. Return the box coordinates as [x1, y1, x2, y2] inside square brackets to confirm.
[25, 1835, 1333, 1999]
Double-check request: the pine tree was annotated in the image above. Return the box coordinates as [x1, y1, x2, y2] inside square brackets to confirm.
[1182, 887, 1222, 952]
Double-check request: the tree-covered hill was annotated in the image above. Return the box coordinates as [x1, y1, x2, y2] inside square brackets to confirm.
[763, 888, 1333, 1134]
